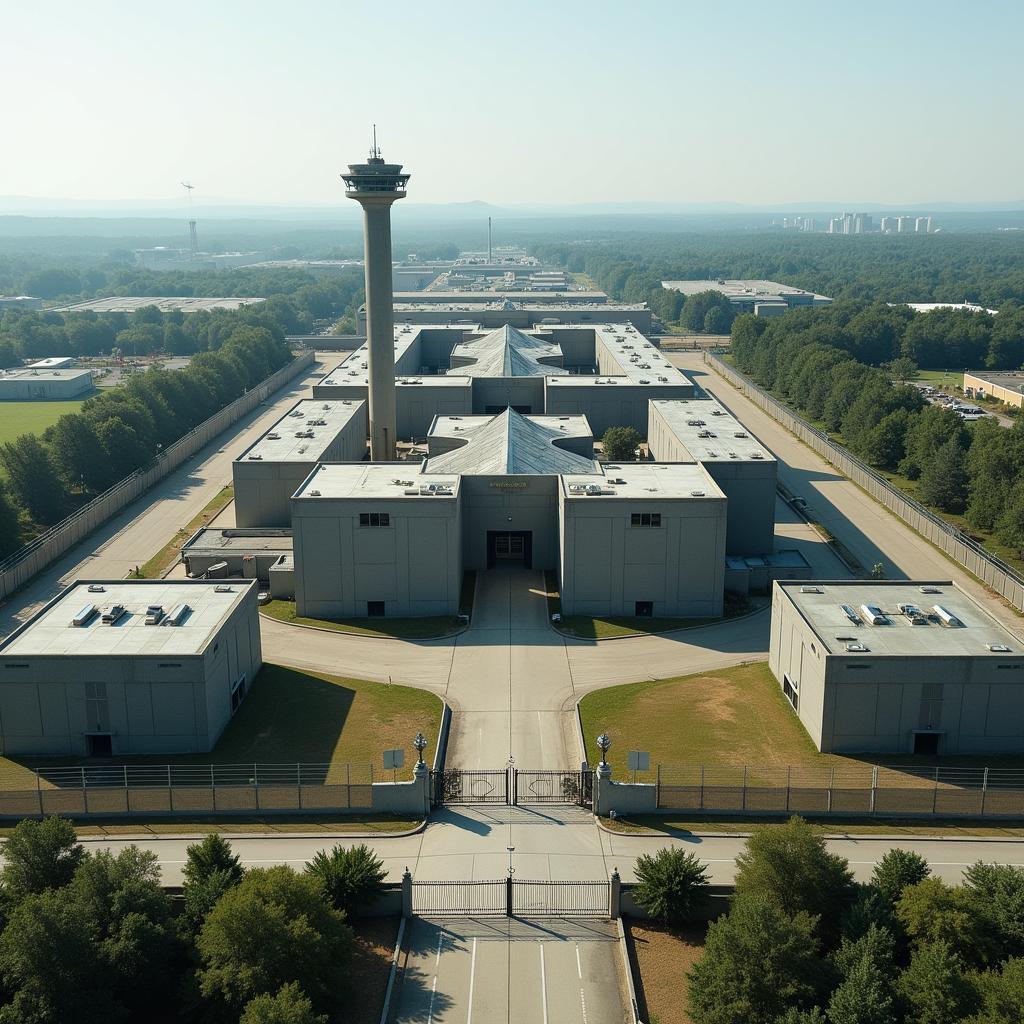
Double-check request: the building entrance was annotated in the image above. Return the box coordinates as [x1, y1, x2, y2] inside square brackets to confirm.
[487, 531, 532, 569]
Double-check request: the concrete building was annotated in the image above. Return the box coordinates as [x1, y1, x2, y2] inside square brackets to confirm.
[232, 398, 367, 527]
[25, 357, 76, 370]
[0, 366, 94, 400]
[963, 371, 1024, 409]
[342, 141, 409, 461]
[395, 290, 608, 306]
[769, 580, 1024, 755]
[180, 528, 292, 580]
[370, 300, 652, 333]
[0, 580, 262, 756]
[660, 280, 832, 315]
[647, 397, 777, 554]
[51, 297, 266, 313]
[0, 296, 43, 310]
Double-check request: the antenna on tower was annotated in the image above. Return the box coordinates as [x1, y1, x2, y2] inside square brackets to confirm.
[181, 182, 198, 259]
[370, 124, 381, 160]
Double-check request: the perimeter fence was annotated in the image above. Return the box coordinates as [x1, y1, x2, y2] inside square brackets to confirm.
[703, 352, 1024, 613]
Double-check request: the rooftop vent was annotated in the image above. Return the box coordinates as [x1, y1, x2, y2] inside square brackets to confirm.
[248, 454, 263, 460]
[163, 602, 191, 627]
[308, 489, 321, 496]
[101, 604, 127, 625]
[711, 410, 725, 416]
[860, 604, 887, 625]
[846, 642, 870, 652]
[734, 431, 748, 438]
[87, 584, 105, 593]
[751, 453, 765, 459]
[919, 586, 942, 594]
[690, 490, 706, 497]
[214, 585, 234, 593]
[932, 604, 963, 628]
[988, 643, 1013, 652]
[144, 605, 164, 626]
[266, 432, 281, 440]
[898, 603, 928, 624]
[841, 604, 861, 624]
[71, 604, 98, 627]
[801, 585, 823, 594]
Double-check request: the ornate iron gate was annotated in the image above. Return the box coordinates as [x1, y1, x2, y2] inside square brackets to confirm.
[431, 769, 508, 805]
[512, 879, 609, 917]
[514, 769, 593, 807]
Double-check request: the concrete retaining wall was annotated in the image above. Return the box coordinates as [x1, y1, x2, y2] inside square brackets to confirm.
[0, 352, 316, 603]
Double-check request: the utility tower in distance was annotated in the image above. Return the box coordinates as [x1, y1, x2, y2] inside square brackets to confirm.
[341, 129, 409, 461]
[181, 182, 198, 258]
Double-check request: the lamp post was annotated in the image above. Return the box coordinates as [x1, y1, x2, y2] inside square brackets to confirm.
[596, 732, 612, 781]
[413, 732, 427, 767]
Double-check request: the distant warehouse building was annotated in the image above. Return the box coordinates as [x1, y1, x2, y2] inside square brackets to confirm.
[232, 398, 368, 527]
[770, 580, 1024, 755]
[963, 371, 1024, 410]
[0, 367, 94, 400]
[660, 279, 832, 316]
[0, 580, 262, 756]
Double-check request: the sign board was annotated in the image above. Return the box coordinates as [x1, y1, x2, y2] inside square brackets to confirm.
[383, 749, 405, 771]
[489, 481, 528, 490]
[627, 751, 650, 772]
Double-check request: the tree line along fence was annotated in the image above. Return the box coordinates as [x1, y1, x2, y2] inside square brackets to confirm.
[653, 763, 1024, 818]
[0, 762, 376, 818]
[703, 351, 1024, 614]
[0, 351, 316, 603]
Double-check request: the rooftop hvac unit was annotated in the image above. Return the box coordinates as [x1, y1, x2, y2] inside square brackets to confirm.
[711, 410, 725, 416]
[919, 586, 942, 594]
[144, 605, 164, 625]
[800, 585, 823, 594]
[751, 453, 764, 459]
[214, 585, 234, 593]
[266, 432, 281, 440]
[248, 454, 263, 460]
[841, 604, 861, 624]
[205, 561, 229, 579]
[87, 584, 106, 593]
[860, 604, 887, 625]
[845, 642, 870, 652]
[690, 490, 706, 497]
[988, 643, 1013, 652]
[307, 489, 321, 497]
[734, 432, 748, 438]
[658, 376, 668, 382]
[163, 603, 191, 627]
[71, 604, 98, 627]
[932, 605, 963, 627]
[898, 603, 928, 624]
[101, 604, 127, 625]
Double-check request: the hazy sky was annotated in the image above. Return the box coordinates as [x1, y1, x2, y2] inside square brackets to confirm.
[2, 0, 1021, 208]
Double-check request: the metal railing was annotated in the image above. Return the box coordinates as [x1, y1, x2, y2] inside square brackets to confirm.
[412, 879, 507, 917]
[656, 763, 1024, 818]
[0, 760, 375, 818]
[704, 352, 1024, 613]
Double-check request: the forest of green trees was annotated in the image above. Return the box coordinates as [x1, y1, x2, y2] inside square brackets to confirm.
[534, 233, 1024, 330]
[0, 309, 294, 559]
[0, 818, 388, 1023]
[727, 308, 1024, 559]
[637, 817, 1024, 1024]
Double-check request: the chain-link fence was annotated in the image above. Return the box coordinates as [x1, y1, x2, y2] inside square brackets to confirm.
[0, 762, 374, 818]
[656, 764, 1024, 818]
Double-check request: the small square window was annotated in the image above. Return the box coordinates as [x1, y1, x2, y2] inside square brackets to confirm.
[359, 513, 370, 526]
[367, 601, 385, 617]
[380, 513, 390, 527]
[635, 601, 653, 617]
[650, 514, 661, 527]
[631, 513, 641, 526]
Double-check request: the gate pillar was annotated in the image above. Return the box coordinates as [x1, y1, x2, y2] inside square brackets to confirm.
[402, 868, 413, 920]
[609, 868, 621, 920]
[505, 876, 513, 917]
[414, 762, 431, 817]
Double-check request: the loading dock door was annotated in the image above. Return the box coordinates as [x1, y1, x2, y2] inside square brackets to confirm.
[487, 531, 532, 569]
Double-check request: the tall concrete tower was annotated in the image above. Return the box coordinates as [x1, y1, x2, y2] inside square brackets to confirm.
[342, 134, 409, 461]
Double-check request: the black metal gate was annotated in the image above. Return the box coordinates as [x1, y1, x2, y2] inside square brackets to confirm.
[431, 769, 508, 806]
[514, 769, 593, 807]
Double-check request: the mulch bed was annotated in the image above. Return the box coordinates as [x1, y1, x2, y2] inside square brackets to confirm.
[623, 918, 707, 1024]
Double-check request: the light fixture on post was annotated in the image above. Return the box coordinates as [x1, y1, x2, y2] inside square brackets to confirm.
[413, 732, 428, 766]
[596, 732, 612, 768]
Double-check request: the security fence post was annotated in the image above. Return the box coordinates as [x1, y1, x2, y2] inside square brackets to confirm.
[402, 869, 413, 920]
[609, 868, 621, 921]
[869, 765, 878, 814]
[981, 767, 989, 816]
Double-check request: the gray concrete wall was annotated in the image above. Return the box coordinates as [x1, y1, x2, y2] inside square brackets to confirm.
[0, 353, 316, 604]
[0, 374, 93, 400]
[0, 587, 262, 756]
[459, 476, 560, 571]
[560, 491, 727, 618]
[396, 382, 473, 440]
[292, 491, 462, 619]
[544, 382, 693, 436]
[471, 377, 546, 415]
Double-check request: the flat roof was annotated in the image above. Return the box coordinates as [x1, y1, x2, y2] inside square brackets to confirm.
[181, 528, 292, 554]
[0, 580, 255, 658]
[0, 367, 92, 382]
[903, 302, 998, 316]
[294, 462, 461, 501]
[398, 291, 607, 303]
[393, 302, 647, 313]
[25, 357, 74, 368]
[776, 580, 1024, 657]
[51, 297, 266, 313]
[235, 399, 365, 463]
[661, 279, 831, 302]
[964, 371, 1024, 385]
[592, 324, 691, 385]
[561, 462, 724, 501]
[651, 397, 775, 463]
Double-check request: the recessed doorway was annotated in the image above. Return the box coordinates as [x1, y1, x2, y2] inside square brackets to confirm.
[487, 531, 532, 569]
[86, 734, 113, 757]
[913, 732, 941, 756]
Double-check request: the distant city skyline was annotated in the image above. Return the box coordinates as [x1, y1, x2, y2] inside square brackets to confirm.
[2, 0, 1022, 208]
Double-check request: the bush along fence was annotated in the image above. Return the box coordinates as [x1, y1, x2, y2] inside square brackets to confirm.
[0, 351, 315, 602]
[594, 762, 1024, 820]
[0, 760, 432, 819]
[704, 351, 1024, 613]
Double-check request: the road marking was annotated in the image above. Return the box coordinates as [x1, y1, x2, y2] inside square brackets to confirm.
[580, 987, 589, 1024]
[539, 943, 548, 1024]
[575, 943, 583, 980]
[427, 931, 443, 1024]
[466, 937, 477, 1024]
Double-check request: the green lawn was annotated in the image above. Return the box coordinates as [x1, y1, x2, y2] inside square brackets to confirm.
[7, 663, 443, 784]
[578, 661, 1024, 777]
[261, 571, 476, 640]
[915, 369, 964, 388]
[133, 485, 234, 579]
[0, 399, 86, 450]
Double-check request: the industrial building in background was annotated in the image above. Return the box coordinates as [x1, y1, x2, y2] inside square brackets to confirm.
[0, 580, 262, 756]
[660, 279, 832, 318]
[0, 366, 94, 400]
[770, 580, 1024, 755]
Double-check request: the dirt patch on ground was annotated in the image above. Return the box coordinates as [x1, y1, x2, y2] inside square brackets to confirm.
[625, 918, 706, 1024]
[634, 675, 738, 726]
[347, 916, 400, 1024]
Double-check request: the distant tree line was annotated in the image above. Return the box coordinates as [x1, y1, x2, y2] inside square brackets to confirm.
[534, 232, 1024, 330]
[636, 816, 1024, 1024]
[0, 315, 292, 558]
[0, 817, 387, 1023]
[729, 310, 1024, 559]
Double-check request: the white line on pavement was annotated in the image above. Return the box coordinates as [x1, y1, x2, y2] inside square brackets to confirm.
[427, 931, 443, 1024]
[575, 943, 583, 980]
[466, 937, 477, 1024]
[580, 987, 589, 1024]
[539, 943, 548, 1024]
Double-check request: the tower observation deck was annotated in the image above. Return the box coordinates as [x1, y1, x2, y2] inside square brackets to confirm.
[342, 137, 409, 461]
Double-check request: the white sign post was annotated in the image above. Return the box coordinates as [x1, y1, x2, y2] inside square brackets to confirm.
[384, 748, 405, 783]
[627, 750, 650, 784]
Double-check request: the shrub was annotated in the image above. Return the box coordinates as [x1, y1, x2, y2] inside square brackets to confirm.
[304, 843, 387, 919]
[632, 847, 710, 925]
